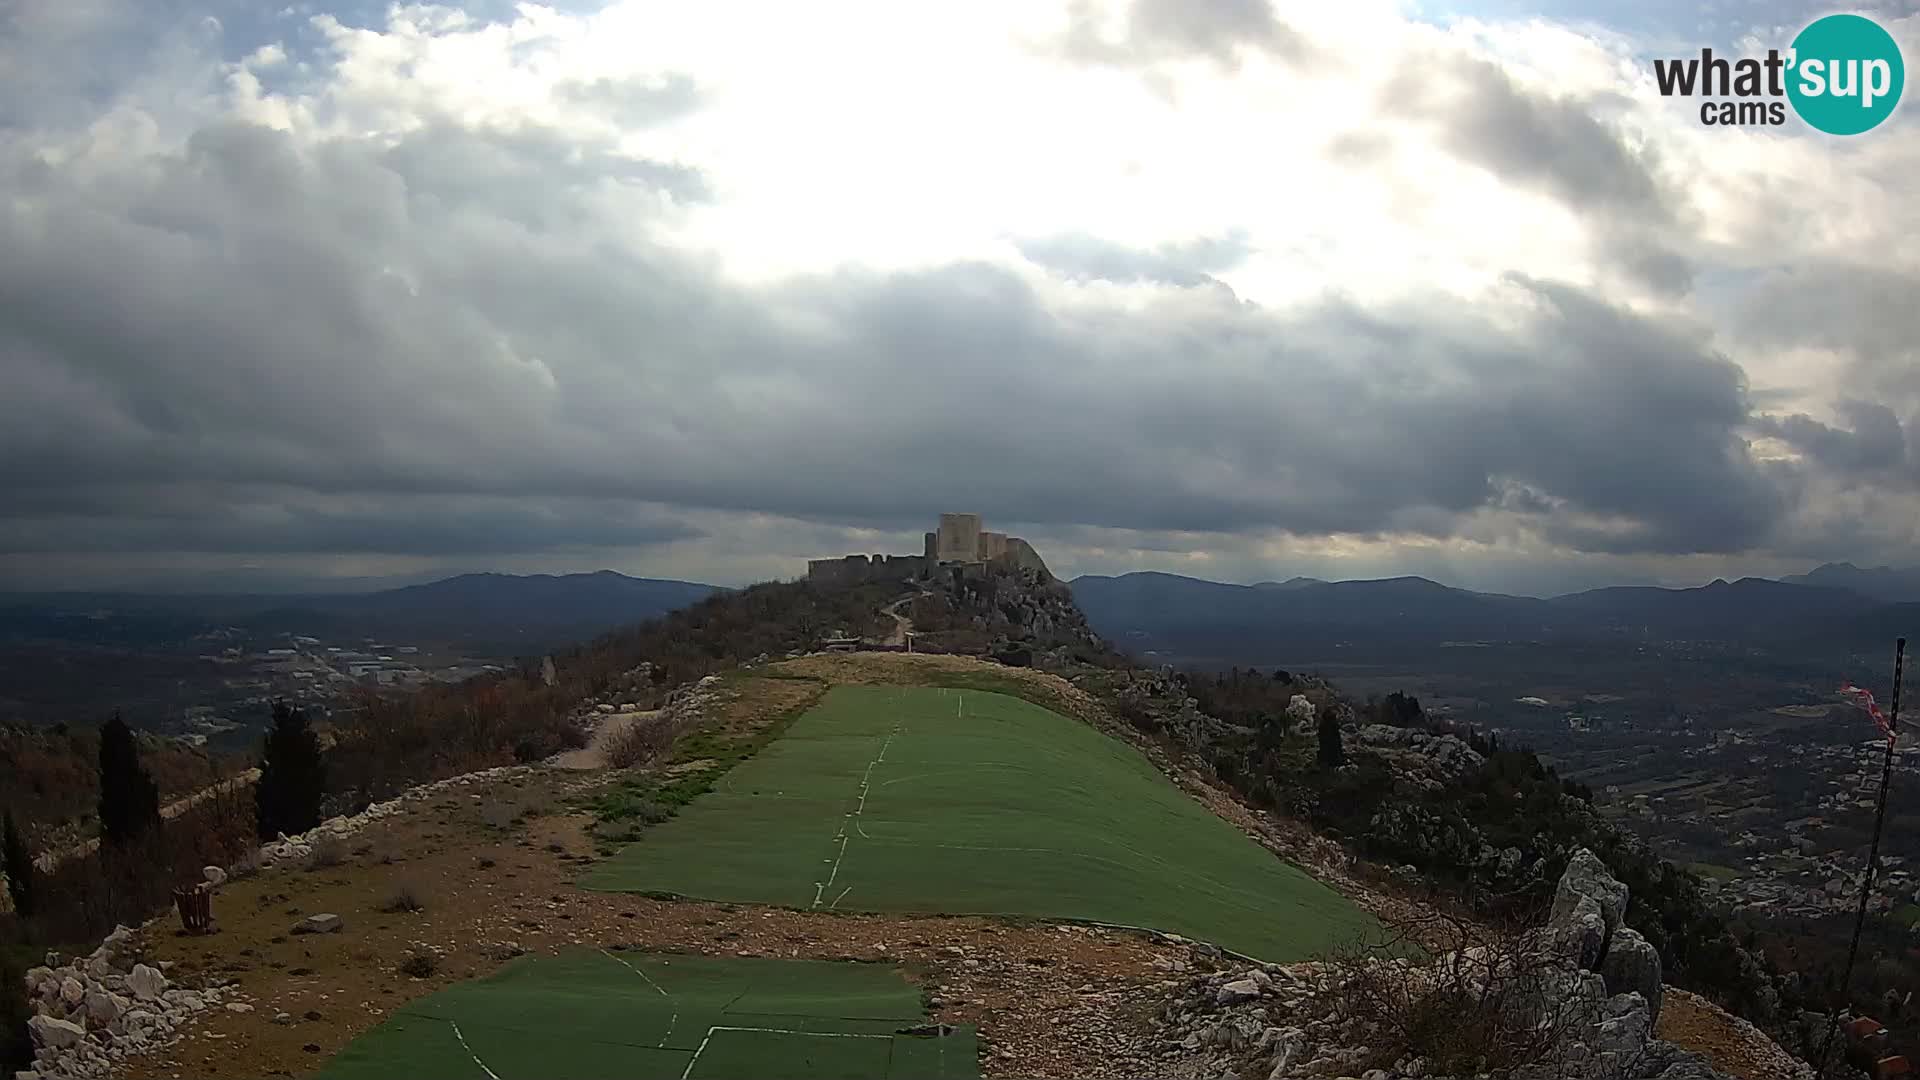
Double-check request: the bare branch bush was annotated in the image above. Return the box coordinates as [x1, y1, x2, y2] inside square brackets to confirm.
[602, 716, 676, 770]
[1324, 904, 1603, 1077]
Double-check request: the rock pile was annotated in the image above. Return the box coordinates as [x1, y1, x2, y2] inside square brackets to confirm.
[1145, 850, 1802, 1080]
[18, 926, 245, 1079]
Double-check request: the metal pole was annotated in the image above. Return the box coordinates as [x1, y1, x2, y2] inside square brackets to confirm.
[1817, 637, 1905, 1077]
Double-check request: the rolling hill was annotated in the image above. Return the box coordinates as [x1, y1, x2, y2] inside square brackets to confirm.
[0, 571, 721, 653]
[1069, 570, 1909, 662]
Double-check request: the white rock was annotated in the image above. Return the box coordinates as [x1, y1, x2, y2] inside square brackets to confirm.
[202, 865, 227, 888]
[84, 990, 126, 1024]
[126, 965, 166, 1001]
[1215, 978, 1263, 1006]
[59, 977, 85, 1006]
[27, 1015, 86, 1050]
[225, 1002, 253, 1013]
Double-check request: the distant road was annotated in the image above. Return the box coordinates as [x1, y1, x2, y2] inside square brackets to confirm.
[879, 594, 920, 648]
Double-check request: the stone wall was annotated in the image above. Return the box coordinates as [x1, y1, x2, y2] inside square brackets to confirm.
[809, 515, 1049, 583]
[806, 553, 928, 586]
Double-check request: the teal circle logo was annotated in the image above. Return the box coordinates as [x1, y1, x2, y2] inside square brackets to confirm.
[1787, 14, 1904, 135]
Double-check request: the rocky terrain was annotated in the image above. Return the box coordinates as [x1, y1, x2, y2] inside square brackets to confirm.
[1144, 850, 1813, 1080]
[18, 926, 247, 1080]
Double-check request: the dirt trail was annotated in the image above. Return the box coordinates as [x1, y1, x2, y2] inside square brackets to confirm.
[879, 593, 919, 647]
[550, 709, 661, 770]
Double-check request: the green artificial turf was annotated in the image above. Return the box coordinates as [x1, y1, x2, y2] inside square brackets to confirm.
[583, 685, 1378, 960]
[314, 950, 977, 1080]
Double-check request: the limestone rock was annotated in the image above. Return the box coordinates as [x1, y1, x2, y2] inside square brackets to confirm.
[1559, 894, 1608, 969]
[294, 913, 344, 935]
[1552, 848, 1628, 952]
[126, 964, 166, 1001]
[1215, 978, 1263, 1006]
[202, 865, 227, 888]
[1601, 926, 1664, 1023]
[59, 978, 85, 1006]
[83, 991, 126, 1025]
[27, 1015, 86, 1050]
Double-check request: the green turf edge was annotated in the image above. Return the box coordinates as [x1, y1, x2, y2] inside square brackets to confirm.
[580, 672, 834, 849]
[580, 685, 1383, 963]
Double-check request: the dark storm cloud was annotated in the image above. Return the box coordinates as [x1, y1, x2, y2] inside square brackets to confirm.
[1382, 53, 1694, 295]
[0, 108, 1842, 575]
[1015, 230, 1252, 287]
[0, 496, 703, 555]
[1055, 0, 1311, 69]
[1728, 261, 1920, 409]
[1756, 402, 1910, 477]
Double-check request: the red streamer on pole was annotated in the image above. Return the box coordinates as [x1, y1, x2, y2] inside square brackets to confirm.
[1839, 681, 1895, 744]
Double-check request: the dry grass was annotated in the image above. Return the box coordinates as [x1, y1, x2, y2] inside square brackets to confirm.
[376, 882, 426, 914]
[305, 835, 349, 871]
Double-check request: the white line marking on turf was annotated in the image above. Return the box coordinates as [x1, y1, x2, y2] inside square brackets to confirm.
[448, 1020, 502, 1080]
[602, 948, 678, 1048]
[680, 1024, 895, 1078]
[831, 884, 853, 909]
[812, 722, 901, 908]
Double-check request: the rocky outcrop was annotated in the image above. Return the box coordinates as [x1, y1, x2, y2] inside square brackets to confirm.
[1144, 850, 1804, 1080]
[20, 925, 246, 1079]
[1352, 726, 1488, 792]
[1603, 927, 1665, 1024]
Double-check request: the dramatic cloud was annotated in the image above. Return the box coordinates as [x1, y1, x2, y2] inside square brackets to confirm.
[2, 0, 1917, 592]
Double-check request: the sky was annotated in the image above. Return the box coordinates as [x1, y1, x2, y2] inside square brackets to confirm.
[2, 0, 1917, 597]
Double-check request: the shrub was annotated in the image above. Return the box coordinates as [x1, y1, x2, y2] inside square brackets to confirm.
[398, 950, 437, 978]
[603, 718, 674, 770]
[379, 883, 425, 914]
[1326, 909, 1585, 1077]
[306, 835, 349, 870]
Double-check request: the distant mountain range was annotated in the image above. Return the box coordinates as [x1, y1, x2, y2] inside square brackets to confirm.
[1779, 562, 1920, 604]
[1069, 569, 1911, 662]
[0, 572, 721, 653]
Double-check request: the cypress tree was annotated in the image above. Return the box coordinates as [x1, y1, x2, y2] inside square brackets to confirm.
[98, 713, 162, 846]
[256, 702, 327, 840]
[1317, 705, 1346, 767]
[1, 810, 32, 918]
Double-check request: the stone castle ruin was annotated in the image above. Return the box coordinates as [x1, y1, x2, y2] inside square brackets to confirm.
[807, 513, 1050, 586]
